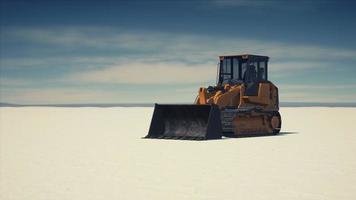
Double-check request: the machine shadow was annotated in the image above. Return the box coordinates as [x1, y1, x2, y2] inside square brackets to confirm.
[223, 131, 299, 139]
[197, 131, 298, 141]
[142, 132, 298, 141]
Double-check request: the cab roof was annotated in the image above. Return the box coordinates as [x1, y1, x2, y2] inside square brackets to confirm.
[219, 54, 269, 60]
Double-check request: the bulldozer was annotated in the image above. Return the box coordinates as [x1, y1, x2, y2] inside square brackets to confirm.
[145, 54, 281, 140]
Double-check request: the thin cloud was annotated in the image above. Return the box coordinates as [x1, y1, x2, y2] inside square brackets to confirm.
[0, 77, 34, 87]
[211, 0, 333, 10]
[2, 27, 356, 103]
[280, 84, 356, 90]
[213, 0, 274, 7]
[0, 86, 198, 104]
[0, 88, 123, 104]
[281, 91, 356, 103]
[3, 27, 356, 62]
[65, 61, 217, 85]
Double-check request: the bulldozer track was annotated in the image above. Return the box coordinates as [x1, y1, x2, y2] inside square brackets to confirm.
[221, 108, 281, 135]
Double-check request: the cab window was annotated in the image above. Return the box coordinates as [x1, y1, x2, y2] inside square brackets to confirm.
[258, 61, 267, 81]
[233, 58, 240, 80]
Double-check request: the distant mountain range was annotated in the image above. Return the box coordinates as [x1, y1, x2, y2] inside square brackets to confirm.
[1, 102, 356, 107]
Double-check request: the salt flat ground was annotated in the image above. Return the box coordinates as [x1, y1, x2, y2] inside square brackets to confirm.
[0, 107, 356, 200]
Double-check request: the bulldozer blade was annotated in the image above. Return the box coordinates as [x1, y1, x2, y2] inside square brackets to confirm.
[145, 104, 222, 140]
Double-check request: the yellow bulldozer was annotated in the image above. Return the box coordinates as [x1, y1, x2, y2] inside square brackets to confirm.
[145, 54, 281, 140]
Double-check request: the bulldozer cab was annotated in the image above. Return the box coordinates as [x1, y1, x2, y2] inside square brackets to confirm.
[218, 54, 269, 85]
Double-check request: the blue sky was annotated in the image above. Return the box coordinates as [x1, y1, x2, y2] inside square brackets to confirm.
[1, 0, 356, 104]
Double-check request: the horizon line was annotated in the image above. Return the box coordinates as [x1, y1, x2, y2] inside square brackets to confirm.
[1, 102, 356, 108]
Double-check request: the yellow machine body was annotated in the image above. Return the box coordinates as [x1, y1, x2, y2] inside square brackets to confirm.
[196, 82, 280, 136]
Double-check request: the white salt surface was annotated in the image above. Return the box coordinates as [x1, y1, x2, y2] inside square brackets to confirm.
[1, 107, 356, 200]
